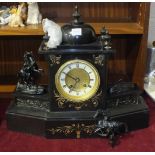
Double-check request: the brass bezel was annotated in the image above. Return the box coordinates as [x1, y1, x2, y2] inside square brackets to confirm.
[55, 59, 100, 102]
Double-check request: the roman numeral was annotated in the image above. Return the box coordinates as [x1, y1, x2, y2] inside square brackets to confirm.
[62, 72, 66, 75]
[88, 85, 92, 88]
[90, 79, 94, 81]
[76, 64, 79, 68]
[68, 65, 72, 69]
[63, 85, 67, 88]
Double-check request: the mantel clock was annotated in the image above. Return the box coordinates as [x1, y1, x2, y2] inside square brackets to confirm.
[38, 6, 114, 111]
[7, 6, 149, 145]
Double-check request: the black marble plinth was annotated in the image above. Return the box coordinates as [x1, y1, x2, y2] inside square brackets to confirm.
[6, 94, 149, 139]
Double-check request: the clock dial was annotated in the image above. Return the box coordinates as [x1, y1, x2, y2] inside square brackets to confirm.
[55, 60, 100, 102]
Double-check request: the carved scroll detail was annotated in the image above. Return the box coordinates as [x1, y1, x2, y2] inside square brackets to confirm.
[93, 54, 105, 66]
[49, 55, 61, 66]
[48, 123, 95, 138]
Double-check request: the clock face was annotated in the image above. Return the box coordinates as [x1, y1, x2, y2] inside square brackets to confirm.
[55, 59, 100, 102]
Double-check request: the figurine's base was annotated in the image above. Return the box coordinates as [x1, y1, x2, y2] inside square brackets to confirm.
[16, 84, 45, 95]
[6, 96, 149, 138]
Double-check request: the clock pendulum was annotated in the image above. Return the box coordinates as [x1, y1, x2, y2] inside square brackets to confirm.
[7, 5, 149, 146]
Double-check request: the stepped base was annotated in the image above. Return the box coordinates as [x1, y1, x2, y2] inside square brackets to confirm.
[6, 96, 149, 138]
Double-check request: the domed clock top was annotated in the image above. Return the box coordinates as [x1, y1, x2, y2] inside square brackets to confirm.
[61, 5, 97, 45]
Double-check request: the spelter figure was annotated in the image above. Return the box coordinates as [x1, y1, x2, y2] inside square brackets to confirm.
[95, 115, 128, 147]
[16, 51, 45, 95]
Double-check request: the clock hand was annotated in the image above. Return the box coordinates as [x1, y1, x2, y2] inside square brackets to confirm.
[72, 78, 80, 89]
[73, 81, 78, 89]
[63, 72, 77, 81]
[69, 78, 80, 93]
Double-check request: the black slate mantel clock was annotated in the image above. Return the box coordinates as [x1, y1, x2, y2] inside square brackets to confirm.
[39, 7, 114, 111]
[38, 6, 114, 111]
[7, 6, 149, 145]
[39, 35, 114, 111]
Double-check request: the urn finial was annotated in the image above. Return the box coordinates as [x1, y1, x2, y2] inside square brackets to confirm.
[72, 5, 83, 25]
